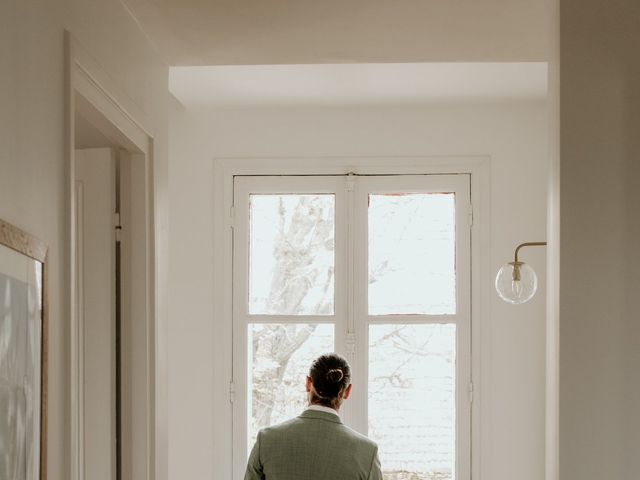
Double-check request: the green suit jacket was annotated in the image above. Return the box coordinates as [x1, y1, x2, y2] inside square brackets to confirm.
[245, 409, 383, 480]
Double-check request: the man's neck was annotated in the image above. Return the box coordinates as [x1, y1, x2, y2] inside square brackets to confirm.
[307, 404, 340, 416]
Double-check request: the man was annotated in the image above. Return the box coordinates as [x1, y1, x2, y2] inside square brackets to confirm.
[245, 353, 383, 480]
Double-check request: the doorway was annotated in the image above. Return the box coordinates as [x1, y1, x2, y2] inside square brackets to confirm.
[66, 33, 156, 480]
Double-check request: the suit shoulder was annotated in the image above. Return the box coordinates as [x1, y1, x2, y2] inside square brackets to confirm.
[339, 424, 378, 450]
[259, 417, 300, 437]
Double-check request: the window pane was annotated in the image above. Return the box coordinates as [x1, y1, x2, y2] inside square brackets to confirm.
[368, 193, 456, 315]
[248, 323, 334, 451]
[369, 324, 456, 480]
[249, 194, 335, 315]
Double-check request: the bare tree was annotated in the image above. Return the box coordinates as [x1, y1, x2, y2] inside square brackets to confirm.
[252, 195, 334, 430]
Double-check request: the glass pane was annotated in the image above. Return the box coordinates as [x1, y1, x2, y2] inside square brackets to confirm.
[0, 247, 43, 480]
[248, 323, 334, 451]
[368, 193, 456, 315]
[369, 324, 456, 480]
[249, 194, 335, 315]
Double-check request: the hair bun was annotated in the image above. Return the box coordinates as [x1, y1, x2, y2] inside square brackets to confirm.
[326, 368, 344, 383]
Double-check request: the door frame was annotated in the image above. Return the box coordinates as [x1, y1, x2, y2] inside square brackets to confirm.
[64, 31, 159, 480]
[213, 156, 491, 480]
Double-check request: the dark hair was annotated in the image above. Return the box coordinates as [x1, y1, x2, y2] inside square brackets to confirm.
[309, 353, 351, 408]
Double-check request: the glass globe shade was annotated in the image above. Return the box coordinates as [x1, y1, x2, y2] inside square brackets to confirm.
[495, 261, 538, 304]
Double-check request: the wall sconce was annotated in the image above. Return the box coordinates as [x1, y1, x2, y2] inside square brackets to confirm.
[495, 242, 547, 304]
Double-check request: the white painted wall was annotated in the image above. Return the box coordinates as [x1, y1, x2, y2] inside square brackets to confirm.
[0, 1, 169, 479]
[168, 100, 549, 480]
[560, 0, 640, 478]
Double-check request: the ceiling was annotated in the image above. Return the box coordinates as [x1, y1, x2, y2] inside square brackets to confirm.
[169, 63, 548, 108]
[123, 0, 550, 66]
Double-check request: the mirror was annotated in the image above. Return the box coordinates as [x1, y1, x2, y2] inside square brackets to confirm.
[0, 219, 47, 480]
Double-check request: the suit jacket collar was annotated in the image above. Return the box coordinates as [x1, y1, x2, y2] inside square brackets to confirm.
[299, 408, 343, 424]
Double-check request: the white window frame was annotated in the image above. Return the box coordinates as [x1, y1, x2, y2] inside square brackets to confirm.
[213, 157, 490, 480]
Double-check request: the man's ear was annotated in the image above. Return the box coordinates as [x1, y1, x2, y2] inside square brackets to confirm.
[306, 376, 313, 393]
[343, 383, 353, 400]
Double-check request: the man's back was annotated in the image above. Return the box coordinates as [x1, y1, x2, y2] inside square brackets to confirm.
[244, 410, 382, 480]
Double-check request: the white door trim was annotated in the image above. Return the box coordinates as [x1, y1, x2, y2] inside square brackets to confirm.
[64, 31, 160, 480]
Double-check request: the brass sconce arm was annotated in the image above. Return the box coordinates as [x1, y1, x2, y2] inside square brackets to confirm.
[514, 242, 548, 263]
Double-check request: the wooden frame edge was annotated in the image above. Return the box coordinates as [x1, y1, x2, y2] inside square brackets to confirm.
[0, 218, 48, 263]
[41, 253, 49, 480]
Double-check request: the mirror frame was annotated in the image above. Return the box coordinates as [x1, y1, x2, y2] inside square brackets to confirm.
[0, 218, 48, 480]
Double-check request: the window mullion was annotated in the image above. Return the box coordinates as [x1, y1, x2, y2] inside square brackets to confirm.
[366, 314, 462, 324]
[240, 315, 337, 324]
[345, 173, 357, 357]
[349, 175, 370, 435]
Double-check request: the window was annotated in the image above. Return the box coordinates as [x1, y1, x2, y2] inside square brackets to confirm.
[232, 174, 471, 480]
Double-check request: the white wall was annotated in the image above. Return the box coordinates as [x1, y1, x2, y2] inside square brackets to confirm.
[560, 0, 640, 478]
[0, 1, 169, 479]
[168, 100, 549, 479]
